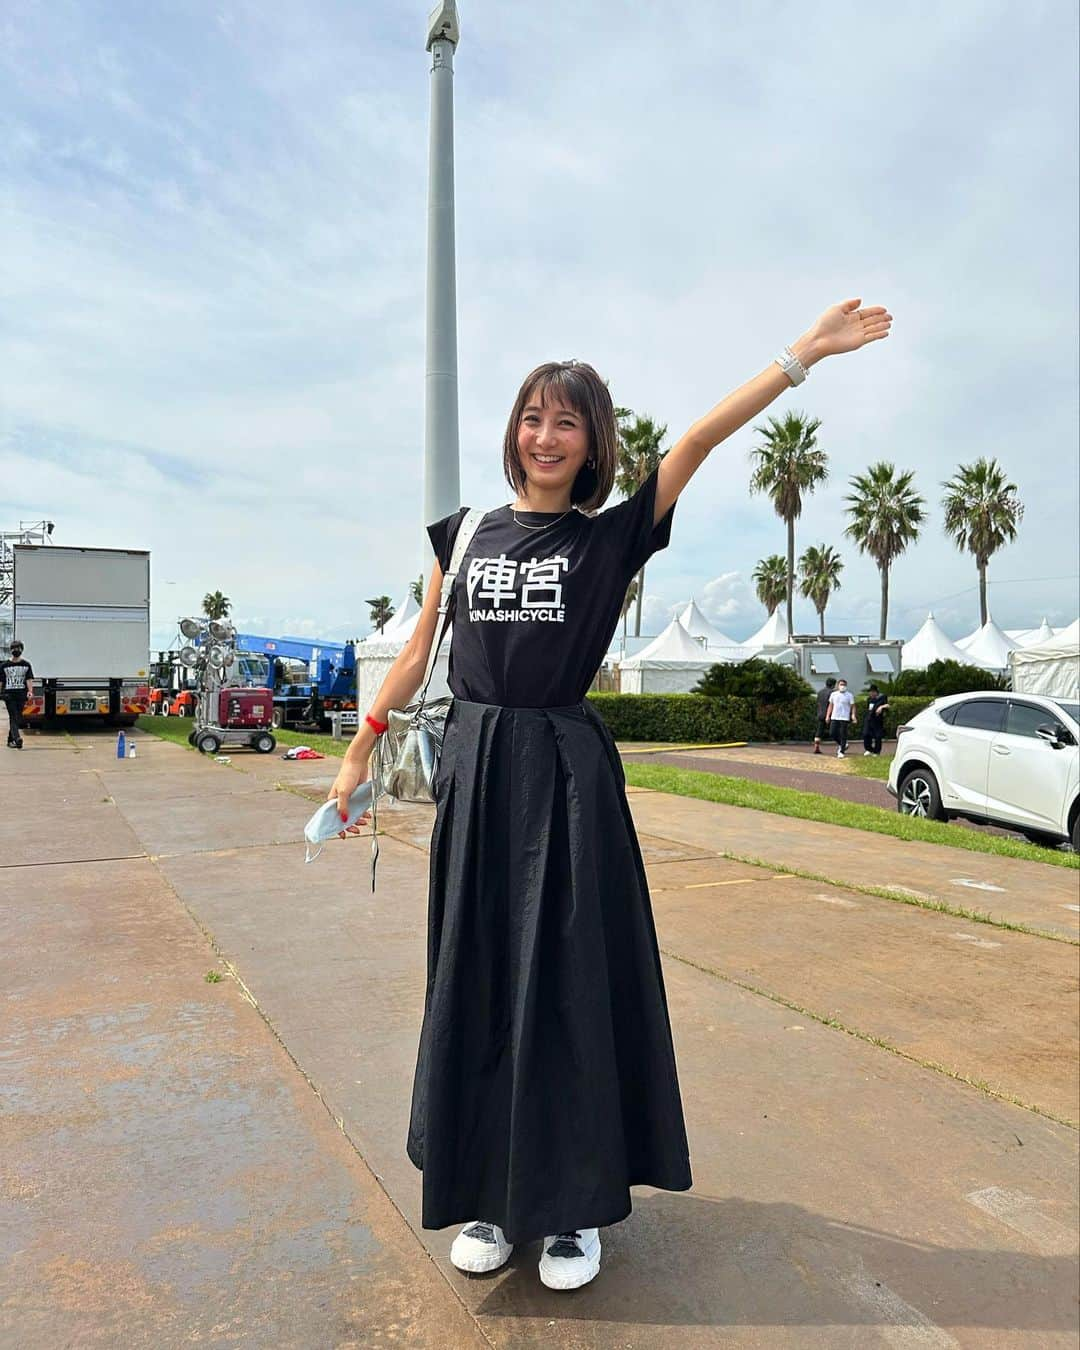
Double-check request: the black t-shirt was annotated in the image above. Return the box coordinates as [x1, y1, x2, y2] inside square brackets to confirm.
[427, 465, 675, 707]
[1, 660, 33, 694]
[815, 687, 833, 719]
[865, 692, 888, 721]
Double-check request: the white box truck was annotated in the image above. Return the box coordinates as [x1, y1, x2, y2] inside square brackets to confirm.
[13, 546, 150, 726]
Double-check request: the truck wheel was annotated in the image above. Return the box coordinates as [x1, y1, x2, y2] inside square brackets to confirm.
[197, 732, 222, 755]
[187, 731, 197, 746]
[253, 733, 276, 754]
[177, 706, 189, 718]
[271, 707, 286, 729]
[160, 704, 170, 717]
[897, 767, 945, 821]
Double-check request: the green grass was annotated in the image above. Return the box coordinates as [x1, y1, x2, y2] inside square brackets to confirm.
[845, 751, 894, 781]
[136, 715, 352, 757]
[139, 716, 1076, 869]
[623, 761, 1079, 869]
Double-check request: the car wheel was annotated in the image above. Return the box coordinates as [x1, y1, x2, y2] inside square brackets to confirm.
[897, 767, 945, 821]
[1072, 814, 1079, 853]
[187, 731, 197, 746]
[177, 705, 189, 718]
[253, 732, 276, 754]
[160, 704, 170, 717]
[197, 732, 222, 755]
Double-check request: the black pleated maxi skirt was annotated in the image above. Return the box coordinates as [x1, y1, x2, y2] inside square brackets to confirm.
[406, 696, 692, 1244]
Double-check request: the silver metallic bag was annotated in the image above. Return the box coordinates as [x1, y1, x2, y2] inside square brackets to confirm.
[371, 508, 484, 806]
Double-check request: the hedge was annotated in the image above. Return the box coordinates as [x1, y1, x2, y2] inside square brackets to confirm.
[586, 693, 936, 743]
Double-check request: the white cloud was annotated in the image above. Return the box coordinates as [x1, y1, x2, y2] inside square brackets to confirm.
[2, 0, 1076, 648]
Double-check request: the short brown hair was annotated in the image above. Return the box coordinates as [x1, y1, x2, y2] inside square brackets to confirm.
[501, 361, 618, 513]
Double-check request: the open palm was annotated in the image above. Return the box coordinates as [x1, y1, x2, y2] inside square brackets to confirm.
[812, 297, 892, 357]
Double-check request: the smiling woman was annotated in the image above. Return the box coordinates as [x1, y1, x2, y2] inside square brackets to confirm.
[325, 298, 892, 1290]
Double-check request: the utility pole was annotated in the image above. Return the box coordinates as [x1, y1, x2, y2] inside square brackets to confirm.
[424, 1, 461, 569]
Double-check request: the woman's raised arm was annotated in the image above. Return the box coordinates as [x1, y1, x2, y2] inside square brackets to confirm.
[654, 298, 892, 524]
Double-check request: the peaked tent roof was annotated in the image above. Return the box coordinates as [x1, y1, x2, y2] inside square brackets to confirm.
[359, 592, 420, 645]
[677, 598, 738, 648]
[743, 609, 790, 650]
[962, 617, 1017, 669]
[619, 617, 714, 668]
[901, 612, 977, 670]
[1015, 618, 1055, 648]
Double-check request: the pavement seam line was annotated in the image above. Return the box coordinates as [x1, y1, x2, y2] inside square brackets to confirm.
[638, 829, 1077, 944]
[661, 945, 1080, 1131]
[139, 857, 497, 1348]
[90, 747, 495, 1346]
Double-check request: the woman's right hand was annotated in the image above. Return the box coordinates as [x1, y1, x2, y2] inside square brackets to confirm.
[326, 758, 372, 839]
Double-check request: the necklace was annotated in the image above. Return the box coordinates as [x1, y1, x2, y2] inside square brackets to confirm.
[511, 506, 573, 531]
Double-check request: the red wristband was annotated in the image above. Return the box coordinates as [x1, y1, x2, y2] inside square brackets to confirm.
[365, 712, 388, 735]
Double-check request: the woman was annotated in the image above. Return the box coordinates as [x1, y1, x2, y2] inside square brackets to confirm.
[328, 297, 892, 1289]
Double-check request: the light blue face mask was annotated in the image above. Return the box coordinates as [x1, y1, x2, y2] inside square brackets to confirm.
[303, 779, 376, 864]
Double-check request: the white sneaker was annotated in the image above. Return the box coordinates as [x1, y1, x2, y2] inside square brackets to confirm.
[539, 1228, 601, 1290]
[863, 750, 872, 756]
[449, 1221, 513, 1273]
[836, 749, 845, 758]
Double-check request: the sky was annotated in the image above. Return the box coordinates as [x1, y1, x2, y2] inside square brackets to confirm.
[3, 0, 1078, 655]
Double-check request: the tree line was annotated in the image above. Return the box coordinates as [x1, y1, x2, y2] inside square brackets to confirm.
[747, 410, 1024, 638]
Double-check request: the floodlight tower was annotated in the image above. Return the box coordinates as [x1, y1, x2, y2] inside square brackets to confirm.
[424, 1, 461, 562]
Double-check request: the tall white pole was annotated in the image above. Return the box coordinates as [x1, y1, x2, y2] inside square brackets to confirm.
[424, 2, 461, 565]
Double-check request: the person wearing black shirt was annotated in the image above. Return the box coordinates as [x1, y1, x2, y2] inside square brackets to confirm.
[813, 676, 836, 754]
[2, 640, 35, 749]
[862, 684, 889, 755]
[325, 296, 892, 1290]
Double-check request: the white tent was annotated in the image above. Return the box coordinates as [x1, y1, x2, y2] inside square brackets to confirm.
[961, 618, 1016, 670]
[955, 627, 978, 651]
[743, 609, 790, 650]
[1010, 620, 1080, 698]
[676, 598, 738, 648]
[901, 612, 977, 670]
[1015, 618, 1055, 648]
[360, 591, 420, 643]
[618, 617, 716, 694]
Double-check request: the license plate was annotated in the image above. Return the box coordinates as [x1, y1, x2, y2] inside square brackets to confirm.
[71, 699, 97, 712]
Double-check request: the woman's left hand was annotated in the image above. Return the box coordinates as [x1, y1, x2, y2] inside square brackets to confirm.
[807, 297, 892, 360]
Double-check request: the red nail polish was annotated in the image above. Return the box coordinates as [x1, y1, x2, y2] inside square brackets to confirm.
[340, 812, 347, 822]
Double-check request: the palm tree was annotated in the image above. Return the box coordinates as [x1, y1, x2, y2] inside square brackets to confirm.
[202, 590, 231, 620]
[410, 573, 424, 606]
[367, 595, 395, 633]
[798, 544, 844, 637]
[615, 408, 667, 637]
[749, 412, 828, 637]
[844, 462, 926, 639]
[941, 458, 1024, 626]
[752, 555, 789, 617]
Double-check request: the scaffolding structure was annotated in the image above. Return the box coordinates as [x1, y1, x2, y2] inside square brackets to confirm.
[0, 520, 55, 646]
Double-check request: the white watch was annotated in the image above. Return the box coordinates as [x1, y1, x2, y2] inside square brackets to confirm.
[774, 345, 808, 386]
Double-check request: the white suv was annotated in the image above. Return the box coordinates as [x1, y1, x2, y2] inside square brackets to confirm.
[887, 691, 1080, 849]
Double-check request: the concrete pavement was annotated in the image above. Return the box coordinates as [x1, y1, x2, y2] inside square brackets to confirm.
[2, 724, 1077, 1347]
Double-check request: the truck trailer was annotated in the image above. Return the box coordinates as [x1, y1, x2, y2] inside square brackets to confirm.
[14, 545, 150, 726]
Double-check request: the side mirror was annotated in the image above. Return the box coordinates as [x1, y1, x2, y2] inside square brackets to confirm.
[1035, 723, 1066, 748]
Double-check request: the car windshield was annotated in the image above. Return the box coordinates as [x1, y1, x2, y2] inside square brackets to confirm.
[1053, 700, 1079, 725]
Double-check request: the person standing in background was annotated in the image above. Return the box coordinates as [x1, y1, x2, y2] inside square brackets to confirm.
[813, 676, 836, 755]
[2, 640, 35, 750]
[862, 683, 889, 755]
[826, 677, 856, 758]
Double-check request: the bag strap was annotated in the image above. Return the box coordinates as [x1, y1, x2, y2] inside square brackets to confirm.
[414, 507, 485, 708]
